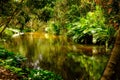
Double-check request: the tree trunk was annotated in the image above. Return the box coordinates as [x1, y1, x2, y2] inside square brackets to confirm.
[101, 28, 120, 80]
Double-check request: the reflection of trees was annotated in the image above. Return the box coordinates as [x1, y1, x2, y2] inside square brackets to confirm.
[62, 57, 89, 80]
[38, 52, 89, 80]
[37, 44, 103, 80]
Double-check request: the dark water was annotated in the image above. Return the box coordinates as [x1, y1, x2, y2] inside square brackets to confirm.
[3, 32, 110, 80]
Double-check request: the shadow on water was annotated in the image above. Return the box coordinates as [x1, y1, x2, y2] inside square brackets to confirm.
[4, 32, 110, 80]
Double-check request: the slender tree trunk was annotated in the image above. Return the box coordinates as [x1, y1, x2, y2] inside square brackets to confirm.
[0, 0, 24, 37]
[101, 28, 120, 80]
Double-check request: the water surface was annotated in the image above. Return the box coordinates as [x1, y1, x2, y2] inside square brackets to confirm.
[4, 32, 110, 80]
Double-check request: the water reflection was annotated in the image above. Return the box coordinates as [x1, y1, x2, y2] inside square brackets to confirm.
[4, 32, 110, 80]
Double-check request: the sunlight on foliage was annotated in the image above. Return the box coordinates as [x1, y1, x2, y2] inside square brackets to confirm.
[67, 5, 115, 45]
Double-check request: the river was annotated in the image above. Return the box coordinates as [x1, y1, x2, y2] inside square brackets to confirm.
[3, 32, 110, 80]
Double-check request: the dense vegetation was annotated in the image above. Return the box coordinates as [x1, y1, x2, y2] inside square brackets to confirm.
[0, 0, 120, 80]
[0, 0, 117, 46]
[0, 47, 63, 80]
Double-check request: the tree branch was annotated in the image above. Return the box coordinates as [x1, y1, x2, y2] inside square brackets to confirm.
[0, 0, 24, 37]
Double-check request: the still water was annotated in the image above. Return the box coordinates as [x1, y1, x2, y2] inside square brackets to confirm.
[4, 32, 110, 80]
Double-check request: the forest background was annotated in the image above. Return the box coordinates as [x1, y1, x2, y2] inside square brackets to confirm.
[0, 0, 120, 80]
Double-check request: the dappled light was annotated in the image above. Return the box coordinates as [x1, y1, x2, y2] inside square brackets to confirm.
[0, 0, 120, 80]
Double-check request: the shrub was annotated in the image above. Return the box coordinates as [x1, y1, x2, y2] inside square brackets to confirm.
[66, 6, 115, 45]
[0, 47, 63, 80]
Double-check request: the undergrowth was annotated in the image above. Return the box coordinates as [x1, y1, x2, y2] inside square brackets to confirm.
[0, 47, 63, 80]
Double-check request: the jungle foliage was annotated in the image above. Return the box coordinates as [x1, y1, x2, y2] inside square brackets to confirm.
[0, 47, 63, 80]
[0, 0, 120, 79]
[66, 6, 115, 45]
[0, 0, 117, 46]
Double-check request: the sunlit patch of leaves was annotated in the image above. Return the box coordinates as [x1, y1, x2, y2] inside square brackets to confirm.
[66, 6, 115, 45]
